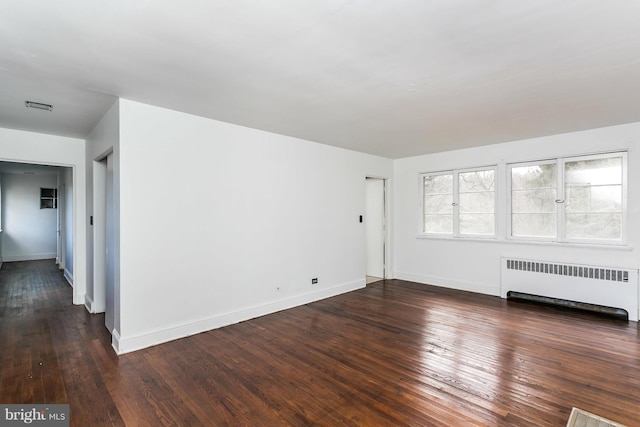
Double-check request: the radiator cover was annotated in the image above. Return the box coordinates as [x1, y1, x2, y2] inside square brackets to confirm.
[501, 257, 639, 321]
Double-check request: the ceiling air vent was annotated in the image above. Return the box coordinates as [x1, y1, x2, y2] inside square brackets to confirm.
[25, 101, 53, 111]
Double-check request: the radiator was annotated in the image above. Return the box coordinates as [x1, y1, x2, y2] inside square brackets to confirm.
[500, 257, 639, 321]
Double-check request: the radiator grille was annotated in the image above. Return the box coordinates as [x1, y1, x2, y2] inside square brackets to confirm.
[505, 259, 629, 283]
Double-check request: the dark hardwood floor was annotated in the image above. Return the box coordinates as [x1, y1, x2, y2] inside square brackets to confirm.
[1, 260, 639, 426]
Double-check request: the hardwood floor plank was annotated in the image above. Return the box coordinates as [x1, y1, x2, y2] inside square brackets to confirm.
[1, 261, 639, 426]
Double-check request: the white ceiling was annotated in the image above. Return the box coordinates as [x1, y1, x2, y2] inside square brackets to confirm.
[2, 1, 640, 159]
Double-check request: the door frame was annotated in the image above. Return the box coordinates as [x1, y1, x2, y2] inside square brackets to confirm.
[91, 149, 113, 317]
[365, 176, 390, 280]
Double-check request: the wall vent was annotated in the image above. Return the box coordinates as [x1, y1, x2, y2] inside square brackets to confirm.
[25, 100, 53, 111]
[505, 259, 629, 283]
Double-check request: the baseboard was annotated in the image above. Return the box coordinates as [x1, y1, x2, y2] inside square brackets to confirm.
[84, 294, 105, 314]
[64, 269, 73, 286]
[114, 278, 365, 355]
[112, 329, 122, 355]
[394, 272, 500, 296]
[2, 253, 57, 262]
[85, 294, 94, 313]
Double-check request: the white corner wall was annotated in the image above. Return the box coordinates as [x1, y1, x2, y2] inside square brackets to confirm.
[394, 122, 640, 296]
[115, 99, 392, 353]
[1, 173, 58, 261]
[0, 128, 86, 304]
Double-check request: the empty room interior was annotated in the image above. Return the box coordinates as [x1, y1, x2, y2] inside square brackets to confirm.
[1, 2, 639, 426]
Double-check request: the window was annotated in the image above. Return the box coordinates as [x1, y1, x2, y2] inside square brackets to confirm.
[40, 188, 58, 209]
[509, 152, 626, 243]
[422, 167, 496, 237]
[564, 155, 624, 240]
[422, 173, 453, 234]
[510, 162, 557, 238]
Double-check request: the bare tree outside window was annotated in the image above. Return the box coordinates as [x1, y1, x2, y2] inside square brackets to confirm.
[459, 170, 495, 235]
[423, 174, 453, 234]
[422, 168, 496, 236]
[511, 163, 557, 238]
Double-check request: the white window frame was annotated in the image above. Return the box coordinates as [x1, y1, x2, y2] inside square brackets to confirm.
[420, 166, 497, 239]
[506, 159, 558, 243]
[420, 170, 454, 237]
[507, 151, 627, 245]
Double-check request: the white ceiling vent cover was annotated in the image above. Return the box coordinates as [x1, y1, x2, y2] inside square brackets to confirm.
[25, 101, 53, 111]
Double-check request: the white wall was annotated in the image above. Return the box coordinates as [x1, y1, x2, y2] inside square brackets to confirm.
[1, 173, 58, 261]
[115, 99, 392, 353]
[394, 122, 640, 296]
[0, 128, 86, 304]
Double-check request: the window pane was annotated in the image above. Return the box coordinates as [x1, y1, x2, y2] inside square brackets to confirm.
[511, 189, 557, 213]
[459, 192, 494, 213]
[424, 194, 453, 214]
[511, 164, 556, 190]
[460, 214, 494, 235]
[564, 156, 623, 240]
[565, 157, 622, 186]
[565, 185, 622, 213]
[566, 213, 622, 239]
[424, 174, 453, 233]
[424, 174, 452, 194]
[459, 169, 495, 236]
[512, 213, 556, 237]
[511, 164, 557, 238]
[459, 170, 494, 192]
[424, 215, 453, 233]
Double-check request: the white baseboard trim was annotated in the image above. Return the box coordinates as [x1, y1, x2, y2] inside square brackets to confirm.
[84, 294, 106, 314]
[73, 291, 85, 306]
[112, 329, 122, 355]
[64, 269, 73, 286]
[114, 278, 365, 355]
[394, 272, 500, 296]
[85, 294, 94, 313]
[2, 253, 57, 262]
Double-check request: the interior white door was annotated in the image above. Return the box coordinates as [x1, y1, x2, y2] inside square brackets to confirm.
[365, 178, 385, 278]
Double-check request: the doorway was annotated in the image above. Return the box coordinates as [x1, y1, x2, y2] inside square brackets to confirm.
[93, 153, 115, 333]
[0, 163, 72, 273]
[365, 178, 385, 284]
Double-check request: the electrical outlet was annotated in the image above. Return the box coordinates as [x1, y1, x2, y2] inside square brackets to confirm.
[311, 278, 318, 284]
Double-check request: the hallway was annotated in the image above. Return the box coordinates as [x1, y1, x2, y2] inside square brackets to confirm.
[0, 260, 114, 420]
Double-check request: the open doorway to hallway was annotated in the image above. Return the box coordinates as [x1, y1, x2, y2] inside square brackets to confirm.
[92, 153, 115, 334]
[365, 177, 386, 284]
[0, 162, 73, 282]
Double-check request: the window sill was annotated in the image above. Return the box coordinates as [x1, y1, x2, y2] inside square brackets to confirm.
[415, 234, 632, 251]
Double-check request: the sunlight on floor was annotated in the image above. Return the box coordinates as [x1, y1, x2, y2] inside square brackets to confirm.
[366, 276, 382, 284]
